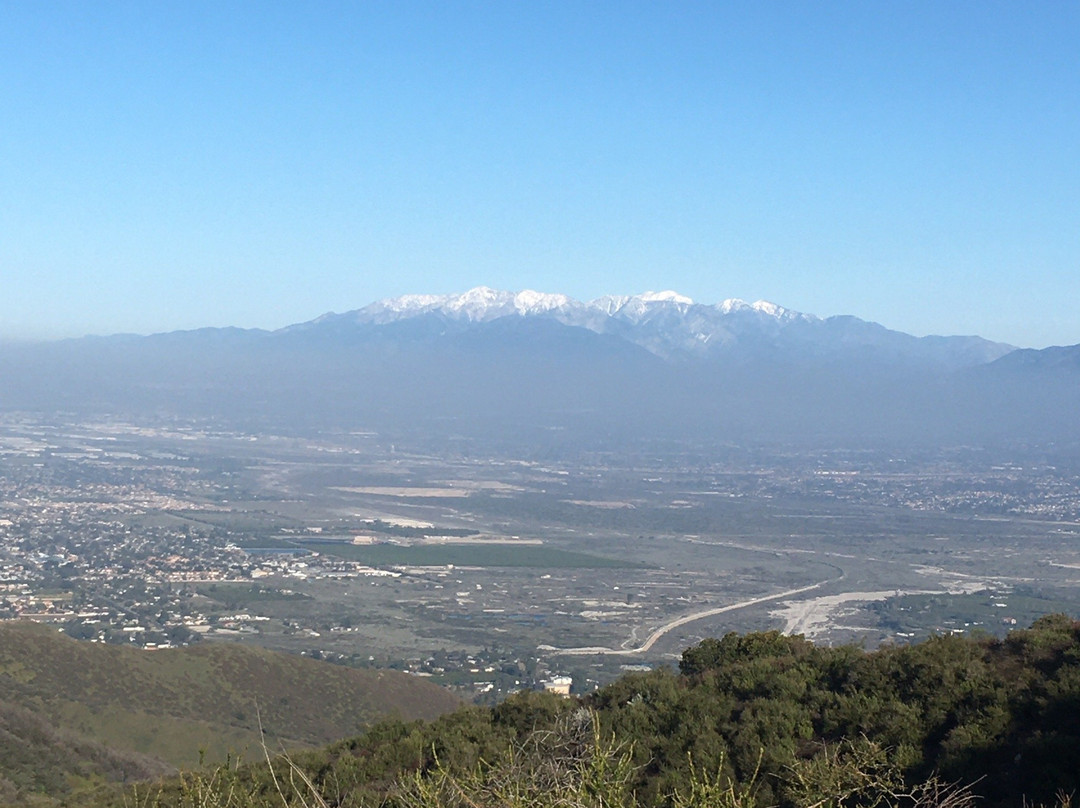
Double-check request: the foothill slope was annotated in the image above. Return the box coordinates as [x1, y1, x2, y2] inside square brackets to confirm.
[0, 621, 460, 801]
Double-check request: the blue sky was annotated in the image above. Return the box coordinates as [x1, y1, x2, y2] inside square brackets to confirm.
[1, 2, 1077, 347]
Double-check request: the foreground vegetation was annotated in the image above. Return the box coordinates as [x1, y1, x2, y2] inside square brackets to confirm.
[74, 614, 1080, 808]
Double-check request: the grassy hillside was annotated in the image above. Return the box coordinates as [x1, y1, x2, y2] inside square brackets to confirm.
[0, 621, 460, 804]
[0, 700, 171, 803]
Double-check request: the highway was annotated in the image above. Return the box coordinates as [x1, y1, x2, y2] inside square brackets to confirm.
[540, 577, 837, 657]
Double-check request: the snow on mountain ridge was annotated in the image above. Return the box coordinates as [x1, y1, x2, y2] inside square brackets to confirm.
[514, 290, 574, 314]
[341, 287, 818, 360]
[638, 290, 694, 305]
[717, 298, 751, 314]
[751, 300, 793, 318]
[361, 287, 580, 322]
[364, 286, 797, 323]
[442, 286, 510, 316]
[589, 295, 632, 316]
[299, 286, 1013, 368]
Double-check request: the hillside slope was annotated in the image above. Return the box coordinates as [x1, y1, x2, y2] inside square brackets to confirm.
[0, 621, 460, 801]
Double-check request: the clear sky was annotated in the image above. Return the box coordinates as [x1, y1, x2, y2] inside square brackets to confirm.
[1, 2, 1077, 347]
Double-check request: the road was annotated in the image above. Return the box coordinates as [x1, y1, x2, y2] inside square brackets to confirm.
[540, 578, 836, 657]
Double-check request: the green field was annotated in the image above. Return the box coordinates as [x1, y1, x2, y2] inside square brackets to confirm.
[196, 582, 311, 607]
[231, 537, 305, 549]
[303, 541, 640, 568]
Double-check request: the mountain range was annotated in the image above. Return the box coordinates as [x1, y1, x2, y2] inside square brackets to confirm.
[1, 287, 1077, 451]
[286, 287, 1016, 369]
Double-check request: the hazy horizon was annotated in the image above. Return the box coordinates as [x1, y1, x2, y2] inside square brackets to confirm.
[0, 285, 1069, 350]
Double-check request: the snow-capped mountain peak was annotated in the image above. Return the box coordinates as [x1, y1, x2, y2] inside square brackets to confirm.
[368, 287, 704, 322]
[717, 298, 751, 314]
[637, 290, 694, 305]
[587, 290, 695, 322]
[752, 300, 784, 317]
[356, 287, 509, 322]
[346, 287, 822, 359]
[513, 289, 574, 315]
[300, 286, 1014, 368]
[715, 298, 807, 321]
[364, 286, 576, 322]
[383, 293, 447, 312]
[442, 286, 512, 318]
[589, 295, 632, 316]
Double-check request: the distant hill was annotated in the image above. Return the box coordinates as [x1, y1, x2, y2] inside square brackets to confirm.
[983, 342, 1080, 372]
[0, 621, 460, 803]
